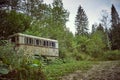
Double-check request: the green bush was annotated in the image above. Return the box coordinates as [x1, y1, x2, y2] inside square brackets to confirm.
[72, 52, 93, 61]
[0, 43, 46, 80]
[102, 50, 120, 60]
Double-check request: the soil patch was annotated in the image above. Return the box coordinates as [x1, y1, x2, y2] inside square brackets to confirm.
[60, 61, 120, 80]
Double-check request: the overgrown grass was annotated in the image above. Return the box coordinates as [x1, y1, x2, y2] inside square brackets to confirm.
[101, 50, 120, 60]
[43, 60, 98, 80]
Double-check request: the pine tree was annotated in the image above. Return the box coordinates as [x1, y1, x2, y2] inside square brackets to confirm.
[91, 23, 97, 34]
[110, 4, 120, 50]
[0, 0, 19, 11]
[96, 23, 104, 32]
[111, 4, 120, 27]
[52, 0, 69, 27]
[75, 5, 88, 36]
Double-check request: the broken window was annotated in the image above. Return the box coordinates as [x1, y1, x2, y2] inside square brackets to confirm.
[36, 39, 39, 45]
[52, 42, 56, 48]
[11, 37, 15, 43]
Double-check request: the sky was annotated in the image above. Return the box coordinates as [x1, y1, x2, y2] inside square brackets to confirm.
[44, 0, 120, 34]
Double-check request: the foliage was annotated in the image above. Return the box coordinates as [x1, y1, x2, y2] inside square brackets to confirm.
[96, 23, 104, 32]
[102, 50, 120, 60]
[74, 5, 90, 60]
[100, 10, 111, 50]
[110, 4, 120, 50]
[110, 23, 120, 50]
[0, 43, 46, 80]
[0, 10, 31, 39]
[88, 31, 106, 58]
[52, 0, 69, 26]
[20, 0, 44, 19]
[44, 60, 98, 80]
[76, 35, 90, 53]
[73, 52, 93, 61]
[0, 43, 23, 69]
[75, 5, 88, 36]
[0, 0, 19, 11]
[111, 4, 120, 27]
[73, 30, 106, 60]
[0, 67, 46, 80]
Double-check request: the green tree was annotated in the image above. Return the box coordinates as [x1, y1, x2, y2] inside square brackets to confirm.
[20, 0, 44, 19]
[88, 31, 106, 58]
[24, 3, 51, 37]
[96, 24, 104, 32]
[76, 35, 90, 53]
[100, 10, 111, 50]
[0, 11, 31, 39]
[111, 4, 120, 27]
[91, 23, 98, 34]
[91, 25, 96, 34]
[75, 5, 88, 36]
[50, 0, 70, 58]
[110, 4, 120, 50]
[52, 0, 69, 26]
[0, 0, 19, 11]
[0, 0, 32, 39]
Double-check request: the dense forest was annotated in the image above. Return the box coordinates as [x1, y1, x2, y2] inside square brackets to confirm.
[0, 0, 120, 80]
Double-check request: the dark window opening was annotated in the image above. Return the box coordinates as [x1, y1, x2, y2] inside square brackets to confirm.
[36, 39, 39, 45]
[29, 38, 33, 44]
[16, 36, 19, 43]
[47, 41, 49, 47]
[11, 37, 15, 43]
[26, 37, 29, 44]
[52, 42, 55, 48]
[43, 41, 46, 46]
[24, 37, 33, 45]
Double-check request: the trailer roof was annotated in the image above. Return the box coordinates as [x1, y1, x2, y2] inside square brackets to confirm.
[9, 33, 58, 42]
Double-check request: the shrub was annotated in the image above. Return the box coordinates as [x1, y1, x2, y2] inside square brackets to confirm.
[102, 50, 120, 60]
[0, 43, 46, 80]
[72, 52, 93, 61]
[0, 67, 46, 80]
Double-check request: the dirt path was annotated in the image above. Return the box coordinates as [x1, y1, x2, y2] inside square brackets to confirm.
[60, 61, 120, 80]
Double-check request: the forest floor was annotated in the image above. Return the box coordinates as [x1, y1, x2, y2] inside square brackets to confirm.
[60, 61, 120, 80]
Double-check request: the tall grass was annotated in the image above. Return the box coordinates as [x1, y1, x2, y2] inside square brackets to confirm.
[101, 50, 120, 60]
[43, 60, 98, 80]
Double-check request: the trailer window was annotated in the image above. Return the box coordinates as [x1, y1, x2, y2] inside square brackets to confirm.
[29, 38, 33, 44]
[16, 36, 19, 43]
[52, 42, 55, 48]
[47, 41, 49, 46]
[39, 40, 42, 46]
[11, 37, 15, 43]
[24, 37, 33, 45]
[49, 41, 52, 47]
[25, 37, 29, 44]
[43, 40, 46, 46]
[36, 39, 39, 45]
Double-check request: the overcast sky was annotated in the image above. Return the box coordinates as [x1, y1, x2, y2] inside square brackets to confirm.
[44, 0, 120, 34]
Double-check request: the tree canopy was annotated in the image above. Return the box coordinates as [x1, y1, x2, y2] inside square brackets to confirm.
[75, 5, 88, 36]
[110, 4, 120, 50]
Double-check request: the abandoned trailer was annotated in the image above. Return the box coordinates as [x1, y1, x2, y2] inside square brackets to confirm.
[8, 33, 59, 59]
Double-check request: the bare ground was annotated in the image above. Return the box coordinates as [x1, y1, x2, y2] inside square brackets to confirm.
[59, 61, 120, 80]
